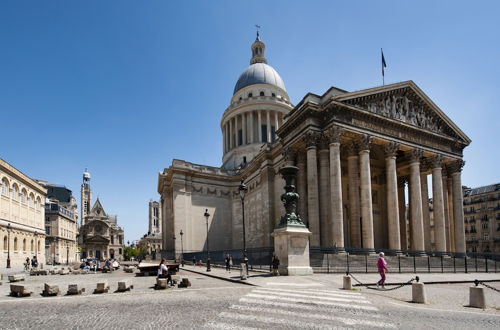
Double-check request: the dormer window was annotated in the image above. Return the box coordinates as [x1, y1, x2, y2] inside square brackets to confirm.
[272, 93, 276, 97]
[248, 93, 253, 98]
[260, 91, 265, 96]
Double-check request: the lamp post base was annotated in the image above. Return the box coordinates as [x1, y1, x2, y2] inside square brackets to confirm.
[272, 226, 313, 276]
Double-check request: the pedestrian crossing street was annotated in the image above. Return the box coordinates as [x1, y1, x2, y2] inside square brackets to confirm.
[205, 283, 396, 329]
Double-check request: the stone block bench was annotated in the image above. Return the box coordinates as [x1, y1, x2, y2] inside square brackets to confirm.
[67, 284, 85, 295]
[42, 283, 60, 297]
[59, 269, 70, 275]
[154, 278, 170, 290]
[93, 281, 110, 294]
[30, 269, 49, 276]
[123, 266, 135, 273]
[117, 279, 133, 292]
[8, 274, 25, 282]
[10, 284, 32, 297]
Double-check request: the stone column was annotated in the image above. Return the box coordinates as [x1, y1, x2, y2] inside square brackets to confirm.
[450, 160, 466, 254]
[229, 118, 233, 149]
[242, 112, 247, 145]
[398, 177, 408, 250]
[409, 149, 425, 252]
[347, 143, 361, 248]
[318, 144, 330, 247]
[266, 111, 271, 143]
[384, 142, 401, 251]
[304, 131, 321, 246]
[249, 111, 254, 143]
[296, 151, 308, 225]
[327, 126, 344, 250]
[447, 176, 456, 252]
[431, 156, 447, 252]
[358, 135, 374, 251]
[421, 172, 432, 251]
[257, 111, 262, 142]
[442, 171, 451, 252]
[275, 112, 279, 131]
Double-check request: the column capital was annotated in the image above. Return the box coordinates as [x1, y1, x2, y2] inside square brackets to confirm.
[430, 155, 444, 169]
[384, 142, 400, 158]
[303, 131, 321, 149]
[356, 134, 372, 152]
[447, 159, 465, 173]
[324, 125, 343, 144]
[408, 148, 423, 163]
[346, 141, 358, 157]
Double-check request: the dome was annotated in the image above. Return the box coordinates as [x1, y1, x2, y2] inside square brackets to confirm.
[233, 63, 286, 95]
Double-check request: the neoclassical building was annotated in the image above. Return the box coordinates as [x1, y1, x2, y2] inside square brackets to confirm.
[158, 35, 470, 257]
[1, 158, 46, 269]
[78, 169, 124, 260]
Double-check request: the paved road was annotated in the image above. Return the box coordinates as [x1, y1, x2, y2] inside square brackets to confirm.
[0, 269, 499, 329]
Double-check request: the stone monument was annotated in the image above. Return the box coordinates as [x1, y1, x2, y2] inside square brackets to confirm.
[272, 166, 313, 275]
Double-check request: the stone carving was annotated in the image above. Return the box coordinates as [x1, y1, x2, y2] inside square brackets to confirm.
[356, 135, 372, 151]
[282, 147, 297, 164]
[277, 166, 304, 228]
[447, 159, 465, 173]
[303, 131, 320, 148]
[346, 141, 358, 157]
[355, 94, 444, 134]
[430, 155, 444, 168]
[324, 125, 343, 144]
[384, 142, 400, 158]
[408, 149, 423, 162]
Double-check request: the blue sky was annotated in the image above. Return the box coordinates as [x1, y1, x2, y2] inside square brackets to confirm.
[1, 1, 499, 242]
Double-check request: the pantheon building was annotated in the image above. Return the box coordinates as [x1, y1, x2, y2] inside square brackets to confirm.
[158, 34, 470, 256]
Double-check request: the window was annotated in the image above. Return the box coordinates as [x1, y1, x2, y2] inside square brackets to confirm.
[272, 93, 276, 97]
[30, 240, 34, 252]
[3, 236, 7, 250]
[14, 237, 18, 251]
[261, 125, 268, 142]
[22, 238, 26, 251]
[12, 184, 18, 200]
[484, 234, 489, 240]
[21, 189, 27, 204]
[260, 91, 265, 96]
[1, 178, 8, 195]
[46, 227, 50, 235]
[482, 223, 489, 230]
[271, 126, 276, 142]
[238, 129, 243, 145]
[248, 93, 253, 98]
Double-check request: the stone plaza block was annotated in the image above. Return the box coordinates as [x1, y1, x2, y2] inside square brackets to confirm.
[155, 278, 169, 290]
[8, 274, 25, 282]
[42, 283, 60, 296]
[117, 280, 133, 292]
[10, 284, 32, 297]
[469, 286, 486, 309]
[93, 281, 110, 294]
[67, 284, 84, 295]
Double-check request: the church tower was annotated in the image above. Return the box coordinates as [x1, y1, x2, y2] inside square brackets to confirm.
[221, 32, 293, 169]
[148, 200, 161, 235]
[80, 168, 92, 226]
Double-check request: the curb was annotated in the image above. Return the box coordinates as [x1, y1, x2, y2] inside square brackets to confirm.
[353, 279, 500, 287]
[180, 267, 258, 287]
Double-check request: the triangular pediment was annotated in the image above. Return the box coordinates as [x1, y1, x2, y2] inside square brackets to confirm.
[85, 235, 109, 244]
[336, 81, 471, 144]
[90, 198, 107, 217]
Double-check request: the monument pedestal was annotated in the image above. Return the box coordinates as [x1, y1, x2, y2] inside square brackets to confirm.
[272, 226, 313, 276]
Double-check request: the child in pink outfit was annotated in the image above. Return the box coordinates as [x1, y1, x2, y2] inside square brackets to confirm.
[377, 252, 388, 287]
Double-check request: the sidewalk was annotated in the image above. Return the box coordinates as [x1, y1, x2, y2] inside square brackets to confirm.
[181, 264, 271, 286]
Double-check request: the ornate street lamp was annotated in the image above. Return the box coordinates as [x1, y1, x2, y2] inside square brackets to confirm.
[204, 209, 211, 272]
[6, 223, 11, 268]
[238, 179, 249, 275]
[180, 229, 184, 267]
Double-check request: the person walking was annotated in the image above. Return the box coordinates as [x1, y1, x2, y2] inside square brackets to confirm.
[31, 256, 38, 270]
[229, 255, 233, 273]
[225, 254, 230, 272]
[271, 254, 280, 276]
[377, 252, 388, 288]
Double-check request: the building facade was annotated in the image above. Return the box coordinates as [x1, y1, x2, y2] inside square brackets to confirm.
[78, 170, 124, 260]
[40, 183, 78, 264]
[0, 158, 46, 269]
[137, 200, 162, 257]
[464, 183, 500, 253]
[158, 35, 471, 258]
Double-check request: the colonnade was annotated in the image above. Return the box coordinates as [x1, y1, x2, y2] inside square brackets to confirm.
[223, 110, 283, 153]
[287, 126, 466, 254]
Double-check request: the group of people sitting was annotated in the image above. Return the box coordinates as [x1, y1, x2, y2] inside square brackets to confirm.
[79, 258, 116, 272]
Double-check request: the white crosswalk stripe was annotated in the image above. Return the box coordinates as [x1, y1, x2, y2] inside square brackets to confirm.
[205, 285, 395, 329]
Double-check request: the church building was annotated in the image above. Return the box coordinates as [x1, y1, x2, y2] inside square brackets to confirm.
[78, 169, 125, 260]
[158, 34, 470, 258]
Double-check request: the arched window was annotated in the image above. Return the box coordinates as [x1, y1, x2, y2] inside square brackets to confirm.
[31, 240, 34, 252]
[21, 189, 27, 204]
[12, 184, 19, 200]
[23, 238, 26, 251]
[260, 91, 265, 96]
[248, 93, 253, 98]
[3, 236, 7, 250]
[29, 193, 34, 207]
[1, 178, 8, 195]
[37, 241, 40, 253]
[14, 237, 18, 251]
[36, 197, 41, 209]
[272, 93, 276, 97]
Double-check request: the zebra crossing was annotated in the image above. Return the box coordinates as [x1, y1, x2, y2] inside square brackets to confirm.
[205, 283, 395, 329]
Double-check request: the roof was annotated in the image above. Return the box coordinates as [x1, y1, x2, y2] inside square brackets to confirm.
[464, 183, 500, 197]
[233, 63, 286, 94]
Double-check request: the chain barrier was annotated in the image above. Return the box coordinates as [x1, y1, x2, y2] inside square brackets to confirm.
[347, 272, 415, 291]
[476, 280, 500, 293]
